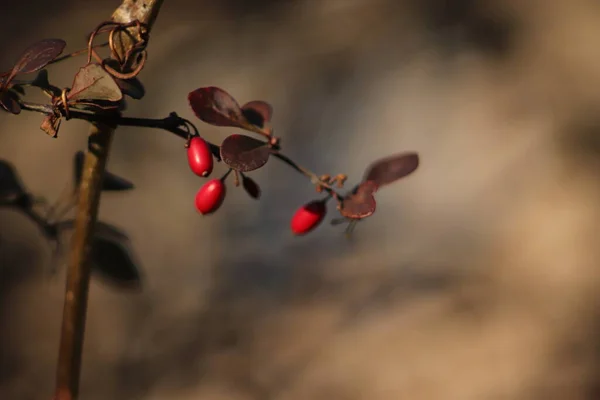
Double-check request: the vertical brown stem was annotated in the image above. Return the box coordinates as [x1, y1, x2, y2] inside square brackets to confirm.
[54, 123, 115, 400]
[53, 2, 164, 400]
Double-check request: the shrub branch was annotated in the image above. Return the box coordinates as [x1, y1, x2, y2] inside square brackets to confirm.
[53, 2, 164, 400]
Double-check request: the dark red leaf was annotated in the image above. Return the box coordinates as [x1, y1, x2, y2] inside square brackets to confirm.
[9, 39, 66, 79]
[220, 134, 271, 172]
[339, 182, 378, 219]
[363, 152, 419, 188]
[188, 86, 245, 127]
[241, 174, 261, 199]
[0, 91, 21, 114]
[241, 100, 273, 128]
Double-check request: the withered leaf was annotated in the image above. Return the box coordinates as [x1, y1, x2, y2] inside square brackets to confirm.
[73, 150, 134, 191]
[40, 114, 61, 137]
[339, 181, 378, 219]
[241, 174, 261, 199]
[9, 39, 66, 78]
[241, 100, 273, 128]
[69, 63, 122, 103]
[363, 152, 419, 188]
[220, 134, 271, 172]
[0, 91, 21, 114]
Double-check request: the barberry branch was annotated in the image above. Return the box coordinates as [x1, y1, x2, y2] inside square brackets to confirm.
[18, 101, 345, 196]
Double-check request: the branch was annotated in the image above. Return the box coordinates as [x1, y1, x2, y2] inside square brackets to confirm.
[53, 2, 165, 400]
[19, 101, 344, 197]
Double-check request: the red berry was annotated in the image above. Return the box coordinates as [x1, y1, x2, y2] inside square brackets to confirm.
[187, 136, 213, 177]
[195, 179, 226, 215]
[290, 200, 327, 235]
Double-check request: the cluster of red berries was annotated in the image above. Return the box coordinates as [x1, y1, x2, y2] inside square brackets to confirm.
[186, 136, 223, 214]
[186, 134, 323, 235]
[185, 86, 420, 237]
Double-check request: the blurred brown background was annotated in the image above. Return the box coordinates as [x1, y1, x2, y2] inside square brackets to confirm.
[2, 0, 600, 399]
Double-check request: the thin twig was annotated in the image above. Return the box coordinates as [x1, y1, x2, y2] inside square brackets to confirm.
[19, 100, 342, 196]
[53, 2, 165, 400]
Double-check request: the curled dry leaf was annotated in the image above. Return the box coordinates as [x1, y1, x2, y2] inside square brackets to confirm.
[220, 134, 271, 172]
[363, 152, 419, 188]
[68, 63, 123, 103]
[241, 174, 261, 199]
[73, 150, 134, 191]
[40, 114, 61, 137]
[338, 181, 378, 219]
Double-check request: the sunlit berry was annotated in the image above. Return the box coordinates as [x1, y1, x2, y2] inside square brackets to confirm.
[187, 136, 213, 177]
[290, 200, 327, 235]
[195, 179, 226, 215]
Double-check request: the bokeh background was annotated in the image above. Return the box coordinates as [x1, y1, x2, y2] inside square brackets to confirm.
[2, 0, 600, 399]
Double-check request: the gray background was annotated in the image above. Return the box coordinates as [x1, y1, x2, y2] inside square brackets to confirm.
[2, 0, 600, 399]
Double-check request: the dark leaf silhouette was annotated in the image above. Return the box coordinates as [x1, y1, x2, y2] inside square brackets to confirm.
[91, 237, 141, 289]
[102, 170, 135, 191]
[10, 84, 25, 95]
[241, 100, 272, 128]
[220, 134, 271, 172]
[69, 63, 122, 103]
[363, 152, 419, 188]
[339, 181, 378, 219]
[73, 151, 85, 188]
[0, 160, 26, 201]
[73, 151, 134, 191]
[57, 220, 141, 289]
[241, 174, 261, 199]
[31, 68, 50, 87]
[0, 90, 21, 114]
[9, 39, 66, 76]
[114, 76, 145, 100]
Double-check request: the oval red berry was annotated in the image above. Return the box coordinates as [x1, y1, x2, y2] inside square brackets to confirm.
[187, 136, 213, 177]
[290, 200, 327, 235]
[195, 179, 226, 215]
